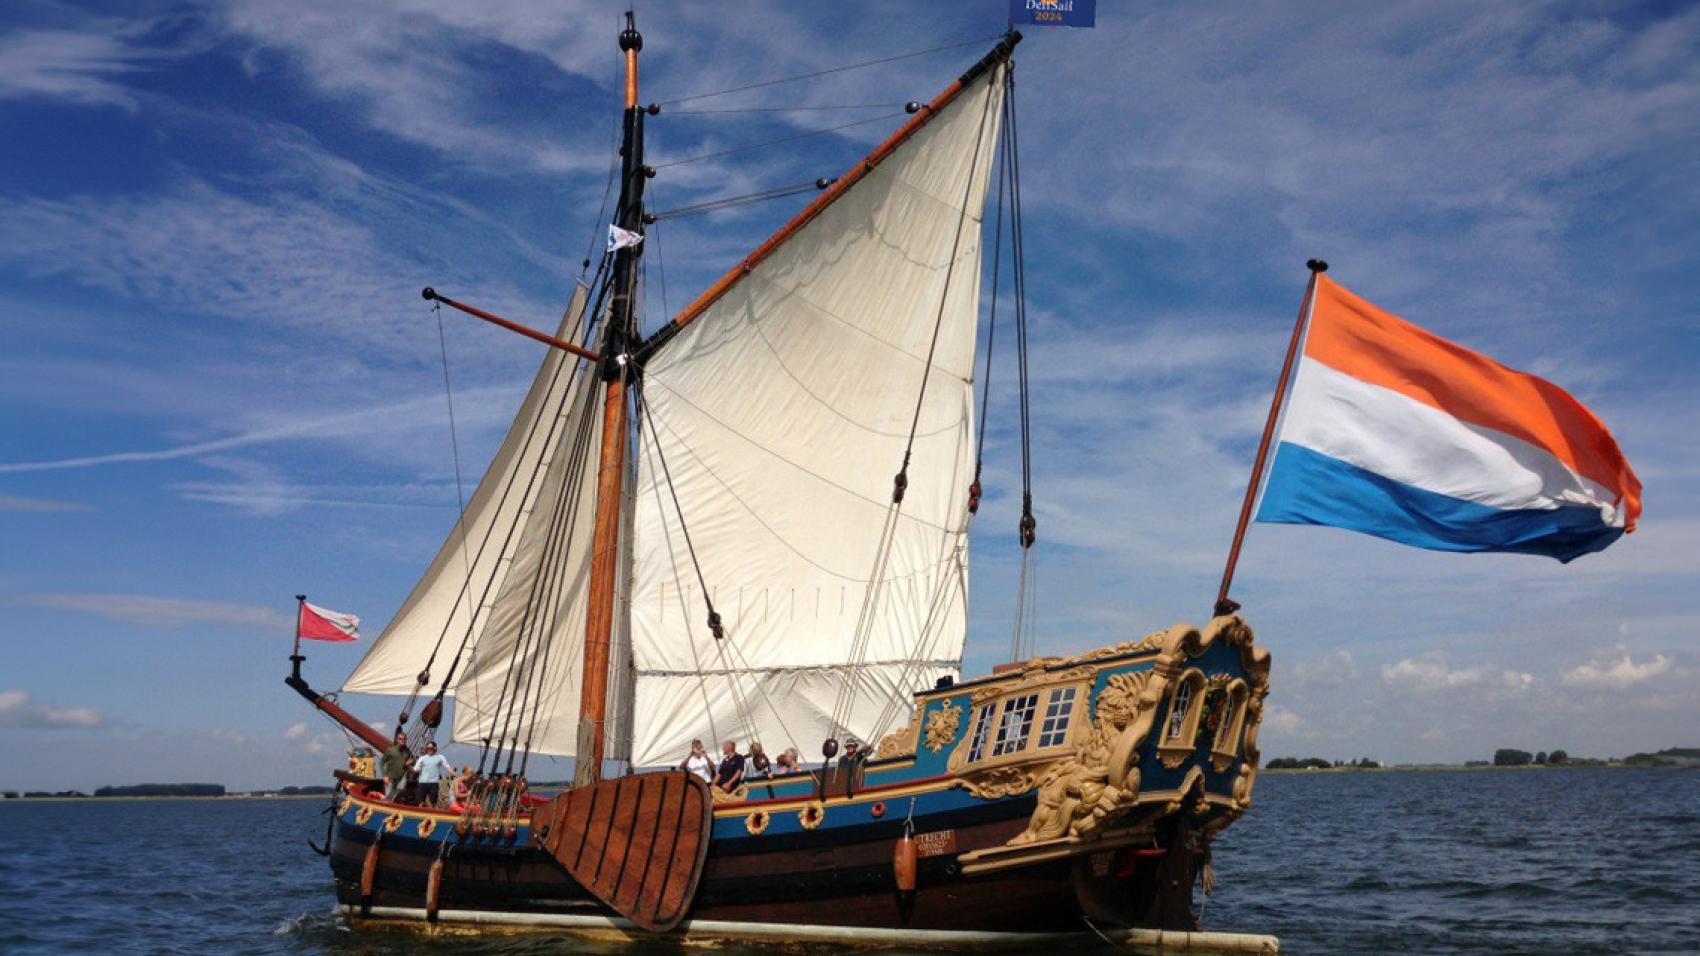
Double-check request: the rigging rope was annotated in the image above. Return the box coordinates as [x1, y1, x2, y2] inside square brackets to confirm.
[647, 179, 833, 222]
[409, 271, 611, 734]
[397, 301, 479, 740]
[582, 112, 623, 275]
[636, 386, 783, 756]
[661, 103, 906, 114]
[651, 113, 901, 169]
[636, 390, 721, 642]
[968, 103, 1007, 517]
[1004, 65, 1040, 662]
[487, 344, 602, 773]
[511, 375, 604, 774]
[655, 34, 1000, 107]
[647, 185, 671, 322]
[829, 63, 1002, 743]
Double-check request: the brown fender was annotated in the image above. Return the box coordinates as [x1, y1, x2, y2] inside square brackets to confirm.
[893, 832, 918, 893]
[359, 835, 382, 913]
[425, 857, 444, 922]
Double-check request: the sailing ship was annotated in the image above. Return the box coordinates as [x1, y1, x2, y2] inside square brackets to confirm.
[286, 16, 1272, 945]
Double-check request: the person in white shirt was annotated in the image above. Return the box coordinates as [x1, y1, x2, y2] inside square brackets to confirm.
[680, 739, 715, 783]
[412, 741, 454, 807]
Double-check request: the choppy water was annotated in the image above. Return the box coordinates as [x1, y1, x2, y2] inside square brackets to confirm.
[1, 767, 1695, 954]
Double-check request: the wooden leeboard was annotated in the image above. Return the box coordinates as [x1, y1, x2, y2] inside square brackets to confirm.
[535, 771, 712, 932]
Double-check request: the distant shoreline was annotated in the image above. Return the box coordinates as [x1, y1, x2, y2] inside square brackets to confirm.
[7, 762, 1689, 800]
[1261, 762, 1682, 774]
[0, 793, 331, 803]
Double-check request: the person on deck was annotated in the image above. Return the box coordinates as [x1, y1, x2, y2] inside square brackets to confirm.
[680, 739, 715, 784]
[746, 741, 772, 782]
[713, 740, 746, 794]
[379, 731, 411, 801]
[842, 737, 867, 766]
[775, 747, 801, 776]
[451, 766, 475, 811]
[413, 741, 453, 807]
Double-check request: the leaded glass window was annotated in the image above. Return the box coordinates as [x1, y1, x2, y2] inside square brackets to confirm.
[991, 693, 1039, 756]
[1166, 679, 1195, 740]
[1037, 686, 1076, 748]
[965, 701, 996, 762]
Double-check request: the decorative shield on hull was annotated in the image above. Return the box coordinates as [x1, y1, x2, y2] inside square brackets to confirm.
[534, 770, 712, 931]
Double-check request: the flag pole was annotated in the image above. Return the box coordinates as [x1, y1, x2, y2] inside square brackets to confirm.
[1213, 259, 1327, 617]
[291, 593, 306, 681]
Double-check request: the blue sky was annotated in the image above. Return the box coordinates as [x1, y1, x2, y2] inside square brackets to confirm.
[2, 0, 1696, 792]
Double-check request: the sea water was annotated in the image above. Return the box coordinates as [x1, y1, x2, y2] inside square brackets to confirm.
[1, 766, 1695, 954]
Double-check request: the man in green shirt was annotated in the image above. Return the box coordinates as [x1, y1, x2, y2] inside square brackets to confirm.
[380, 731, 412, 801]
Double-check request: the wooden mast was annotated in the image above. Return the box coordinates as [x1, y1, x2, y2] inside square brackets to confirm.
[575, 10, 646, 787]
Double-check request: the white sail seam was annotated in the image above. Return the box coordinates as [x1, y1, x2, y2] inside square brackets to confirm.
[734, 296, 970, 439]
[635, 659, 959, 678]
[639, 373, 960, 535]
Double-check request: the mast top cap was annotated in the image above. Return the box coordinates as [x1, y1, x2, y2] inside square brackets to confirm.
[619, 11, 642, 52]
[1306, 259, 1329, 273]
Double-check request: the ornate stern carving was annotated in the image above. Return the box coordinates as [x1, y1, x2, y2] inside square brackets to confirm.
[923, 700, 962, 753]
[1007, 614, 1271, 847]
[875, 715, 920, 759]
[1008, 669, 1155, 844]
[960, 764, 1043, 800]
[710, 783, 749, 804]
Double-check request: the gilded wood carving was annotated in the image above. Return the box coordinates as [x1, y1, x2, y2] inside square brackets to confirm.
[1009, 614, 1271, 847]
[923, 700, 962, 753]
[1008, 669, 1153, 844]
[875, 715, 919, 759]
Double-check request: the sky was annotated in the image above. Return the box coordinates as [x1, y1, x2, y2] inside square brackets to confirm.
[1, 0, 1696, 792]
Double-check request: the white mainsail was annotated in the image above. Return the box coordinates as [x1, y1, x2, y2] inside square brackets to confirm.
[626, 64, 1007, 766]
[341, 59, 1008, 768]
[342, 283, 595, 728]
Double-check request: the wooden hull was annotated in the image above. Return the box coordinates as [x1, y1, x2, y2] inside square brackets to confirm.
[330, 793, 1187, 934]
[316, 616, 1271, 942]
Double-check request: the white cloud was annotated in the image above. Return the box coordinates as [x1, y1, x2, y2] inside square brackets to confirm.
[1263, 704, 1305, 734]
[0, 29, 152, 110]
[1561, 653, 1674, 688]
[1380, 656, 1535, 695]
[0, 183, 425, 348]
[0, 689, 106, 729]
[1381, 654, 1488, 691]
[16, 593, 289, 631]
[0, 492, 92, 513]
[0, 386, 519, 478]
[1501, 671, 1537, 692]
[1289, 650, 1359, 689]
[1383, 657, 1478, 689]
[282, 722, 309, 741]
[204, 728, 254, 746]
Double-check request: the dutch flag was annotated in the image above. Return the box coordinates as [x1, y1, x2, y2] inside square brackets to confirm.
[1255, 275, 1641, 563]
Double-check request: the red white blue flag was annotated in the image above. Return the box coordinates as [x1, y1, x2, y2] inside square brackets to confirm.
[1255, 275, 1640, 562]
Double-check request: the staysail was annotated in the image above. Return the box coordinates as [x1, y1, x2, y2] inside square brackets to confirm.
[341, 284, 601, 760]
[625, 63, 1008, 765]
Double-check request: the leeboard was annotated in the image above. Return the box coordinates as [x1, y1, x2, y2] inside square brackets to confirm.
[534, 771, 711, 932]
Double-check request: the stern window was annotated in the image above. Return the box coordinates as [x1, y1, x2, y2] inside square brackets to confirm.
[1037, 686, 1076, 748]
[1166, 679, 1195, 740]
[965, 701, 996, 762]
[990, 693, 1039, 756]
